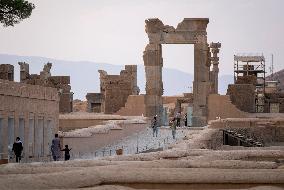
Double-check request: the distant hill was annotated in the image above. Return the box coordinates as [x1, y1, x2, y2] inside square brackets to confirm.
[266, 69, 284, 92]
[0, 54, 233, 99]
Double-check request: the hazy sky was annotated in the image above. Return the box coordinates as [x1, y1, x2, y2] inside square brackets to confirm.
[0, 0, 283, 75]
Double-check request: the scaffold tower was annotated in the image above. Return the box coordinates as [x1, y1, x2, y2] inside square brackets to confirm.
[234, 55, 266, 112]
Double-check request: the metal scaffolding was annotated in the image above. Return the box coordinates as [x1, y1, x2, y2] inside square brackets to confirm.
[234, 55, 266, 112]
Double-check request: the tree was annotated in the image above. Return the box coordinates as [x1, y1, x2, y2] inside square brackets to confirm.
[0, 0, 35, 27]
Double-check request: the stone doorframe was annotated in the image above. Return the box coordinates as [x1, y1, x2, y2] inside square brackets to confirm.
[143, 18, 221, 127]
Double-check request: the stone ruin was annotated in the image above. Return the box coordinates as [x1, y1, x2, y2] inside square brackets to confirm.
[86, 65, 140, 114]
[143, 18, 221, 127]
[18, 62, 73, 113]
[0, 63, 59, 162]
[0, 64, 14, 81]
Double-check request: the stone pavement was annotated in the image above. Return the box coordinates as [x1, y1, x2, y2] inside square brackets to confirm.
[72, 126, 194, 159]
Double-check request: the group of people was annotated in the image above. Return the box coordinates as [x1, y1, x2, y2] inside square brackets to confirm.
[151, 112, 188, 140]
[51, 134, 72, 161]
[11, 134, 72, 163]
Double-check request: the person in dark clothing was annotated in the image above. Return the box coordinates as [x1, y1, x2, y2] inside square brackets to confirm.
[51, 134, 61, 161]
[184, 114, 188, 127]
[61, 145, 72, 161]
[176, 112, 181, 127]
[151, 116, 158, 137]
[12, 137, 23, 163]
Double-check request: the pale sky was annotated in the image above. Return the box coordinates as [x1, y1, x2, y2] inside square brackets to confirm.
[0, 0, 283, 75]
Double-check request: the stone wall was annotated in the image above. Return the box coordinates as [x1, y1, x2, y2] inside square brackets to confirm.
[115, 95, 146, 116]
[98, 65, 140, 114]
[208, 118, 284, 148]
[0, 79, 59, 162]
[207, 94, 248, 121]
[227, 84, 256, 113]
[264, 93, 284, 113]
[86, 93, 103, 113]
[0, 64, 14, 81]
[18, 62, 73, 113]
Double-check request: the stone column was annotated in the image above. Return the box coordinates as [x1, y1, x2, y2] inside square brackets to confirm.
[192, 35, 211, 127]
[210, 42, 221, 94]
[18, 62, 30, 82]
[143, 43, 163, 120]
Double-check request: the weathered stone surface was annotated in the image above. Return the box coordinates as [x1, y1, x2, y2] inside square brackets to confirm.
[227, 84, 256, 113]
[145, 18, 209, 44]
[209, 42, 221, 94]
[0, 79, 59, 162]
[264, 93, 284, 113]
[143, 18, 216, 127]
[86, 93, 103, 113]
[0, 64, 14, 81]
[16, 63, 73, 113]
[98, 65, 140, 114]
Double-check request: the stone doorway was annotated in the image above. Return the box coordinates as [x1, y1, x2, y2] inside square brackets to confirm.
[143, 18, 222, 127]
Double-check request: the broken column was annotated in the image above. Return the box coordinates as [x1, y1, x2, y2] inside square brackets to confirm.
[18, 62, 30, 82]
[209, 42, 221, 94]
[143, 43, 163, 119]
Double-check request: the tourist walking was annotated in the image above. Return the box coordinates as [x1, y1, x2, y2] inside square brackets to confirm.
[152, 116, 158, 137]
[51, 134, 61, 161]
[170, 118, 177, 139]
[61, 145, 72, 161]
[12, 137, 23, 163]
[184, 114, 187, 127]
[176, 112, 181, 127]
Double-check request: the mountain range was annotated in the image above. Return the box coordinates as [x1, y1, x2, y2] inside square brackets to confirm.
[266, 69, 284, 92]
[0, 54, 234, 100]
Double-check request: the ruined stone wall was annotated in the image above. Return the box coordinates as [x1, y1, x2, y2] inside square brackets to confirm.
[264, 93, 284, 113]
[0, 79, 59, 161]
[227, 84, 256, 113]
[86, 93, 103, 113]
[236, 75, 257, 85]
[18, 63, 73, 113]
[207, 94, 248, 121]
[115, 95, 146, 116]
[99, 65, 140, 114]
[208, 118, 284, 148]
[0, 64, 14, 81]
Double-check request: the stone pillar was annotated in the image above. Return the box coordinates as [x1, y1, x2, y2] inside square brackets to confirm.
[192, 36, 211, 127]
[210, 42, 221, 94]
[18, 62, 30, 82]
[143, 43, 163, 120]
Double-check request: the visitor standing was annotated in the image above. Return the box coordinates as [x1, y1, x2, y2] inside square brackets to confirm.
[12, 137, 23, 163]
[184, 114, 187, 127]
[176, 112, 181, 127]
[170, 118, 177, 139]
[152, 116, 158, 137]
[51, 134, 61, 161]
